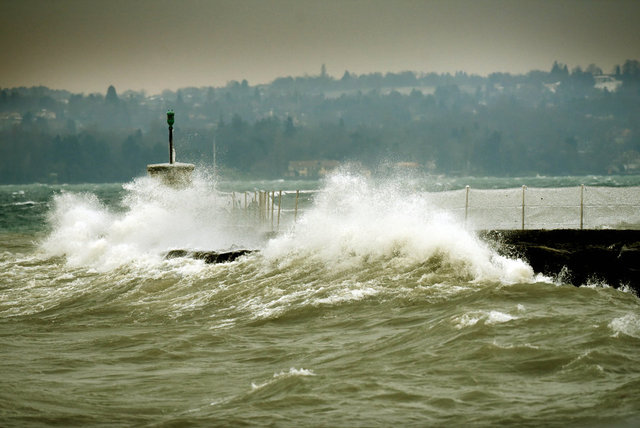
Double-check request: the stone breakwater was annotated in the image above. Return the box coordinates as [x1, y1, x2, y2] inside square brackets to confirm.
[165, 230, 640, 292]
[481, 230, 640, 291]
[165, 249, 253, 264]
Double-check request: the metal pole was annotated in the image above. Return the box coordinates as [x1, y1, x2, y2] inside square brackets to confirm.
[521, 185, 526, 230]
[465, 185, 470, 226]
[169, 126, 174, 163]
[580, 184, 584, 230]
[167, 110, 175, 164]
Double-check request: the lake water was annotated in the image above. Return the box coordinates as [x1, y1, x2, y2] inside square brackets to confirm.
[1, 172, 640, 426]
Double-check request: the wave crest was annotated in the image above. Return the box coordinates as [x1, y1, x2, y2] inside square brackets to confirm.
[264, 172, 534, 284]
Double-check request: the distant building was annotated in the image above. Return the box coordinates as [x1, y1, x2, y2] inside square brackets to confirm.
[36, 109, 56, 120]
[287, 160, 340, 178]
[594, 75, 622, 92]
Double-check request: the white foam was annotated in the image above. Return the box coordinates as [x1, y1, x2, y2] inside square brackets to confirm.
[264, 171, 535, 284]
[251, 367, 316, 391]
[609, 313, 640, 339]
[486, 310, 517, 324]
[41, 175, 263, 270]
[274, 367, 316, 378]
[40, 170, 538, 287]
[453, 310, 518, 329]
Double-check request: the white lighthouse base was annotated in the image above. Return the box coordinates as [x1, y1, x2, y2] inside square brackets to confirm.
[147, 162, 195, 187]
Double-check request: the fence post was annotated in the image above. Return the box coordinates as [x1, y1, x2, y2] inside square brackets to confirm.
[465, 185, 470, 226]
[271, 191, 275, 231]
[580, 184, 584, 230]
[266, 191, 270, 225]
[521, 185, 526, 230]
[294, 190, 300, 222]
[277, 190, 282, 231]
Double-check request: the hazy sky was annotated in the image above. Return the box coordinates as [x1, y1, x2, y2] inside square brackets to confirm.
[3, 0, 639, 94]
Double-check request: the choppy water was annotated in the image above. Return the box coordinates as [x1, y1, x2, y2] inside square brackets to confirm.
[1, 173, 640, 426]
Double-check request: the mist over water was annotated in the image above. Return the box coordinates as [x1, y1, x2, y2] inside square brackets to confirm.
[1, 172, 640, 426]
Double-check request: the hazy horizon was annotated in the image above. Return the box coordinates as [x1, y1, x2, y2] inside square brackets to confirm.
[3, 0, 640, 95]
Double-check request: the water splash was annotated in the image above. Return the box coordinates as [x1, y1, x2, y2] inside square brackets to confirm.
[264, 171, 535, 284]
[39, 169, 535, 285]
[40, 174, 263, 270]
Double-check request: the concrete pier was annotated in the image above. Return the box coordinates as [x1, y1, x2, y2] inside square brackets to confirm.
[482, 229, 640, 291]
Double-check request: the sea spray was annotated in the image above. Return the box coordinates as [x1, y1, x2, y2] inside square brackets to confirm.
[40, 170, 535, 287]
[264, 171, 535, 285]
[41, 174, 265, 270]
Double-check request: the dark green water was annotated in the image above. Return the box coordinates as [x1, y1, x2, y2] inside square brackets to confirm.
[1, 175, 640, 426]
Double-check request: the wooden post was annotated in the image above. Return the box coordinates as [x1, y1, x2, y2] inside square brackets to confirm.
[264, 191, 268, 224]
[259, 191, 264, 223]
[465, 185, 470, 226]
[277, 190, 282, 230]
[521, 185, 525, 230]
[580, 184, 584, 230]
[271, 191, 275, 231]
[294, 190, 300, 222]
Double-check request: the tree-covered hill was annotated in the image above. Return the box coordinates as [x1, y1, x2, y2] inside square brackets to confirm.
[1, 60, 639, 183]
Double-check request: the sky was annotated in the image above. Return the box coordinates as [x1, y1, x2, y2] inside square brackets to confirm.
[3, 0, 640, 95]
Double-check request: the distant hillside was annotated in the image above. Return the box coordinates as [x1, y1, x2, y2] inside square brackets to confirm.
[1, 60, 639, 183]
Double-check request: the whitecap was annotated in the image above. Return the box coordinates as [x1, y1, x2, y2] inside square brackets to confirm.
[609, 313, 640, 339]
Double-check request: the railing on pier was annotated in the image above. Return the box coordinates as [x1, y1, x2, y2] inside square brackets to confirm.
[221, 189, 318, 232]
[221, 186, 640, 231]
[447, 185, 640, 230]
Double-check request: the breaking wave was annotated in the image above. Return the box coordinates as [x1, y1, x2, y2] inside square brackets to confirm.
[40, 169, 535, 286]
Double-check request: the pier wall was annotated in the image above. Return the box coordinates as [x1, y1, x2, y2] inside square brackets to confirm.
[481, 229, 640, 291]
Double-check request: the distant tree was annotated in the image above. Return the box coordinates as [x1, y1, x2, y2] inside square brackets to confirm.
[106, 85, 119, 103]
[614, 64, 622, 77]
[284, 115, 295, 136]
[206, 87, 215, 103]
[585, 64, 603, 75]
[622, 59, 640, 80]
[550, 61, 569, 81]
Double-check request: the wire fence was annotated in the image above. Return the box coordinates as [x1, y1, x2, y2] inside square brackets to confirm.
[220, 186, 640, 231]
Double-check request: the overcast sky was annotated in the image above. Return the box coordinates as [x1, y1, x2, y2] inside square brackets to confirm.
[3, 0, 639, 95]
